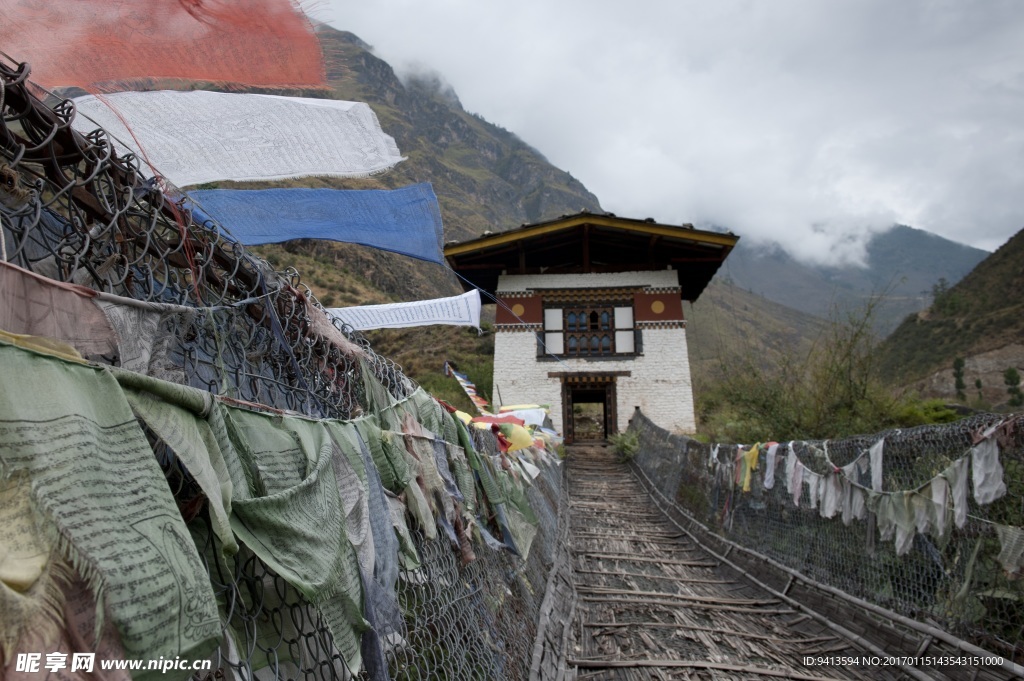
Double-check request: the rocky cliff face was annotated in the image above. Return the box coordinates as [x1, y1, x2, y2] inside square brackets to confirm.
[318, 27, 602, 242]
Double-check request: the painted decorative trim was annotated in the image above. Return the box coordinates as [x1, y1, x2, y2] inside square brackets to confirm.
[547, 370, 632, 379]
[538, 288, 639, 304]
[495, 323, 543, 332]
[536, 353, 638, 363]
[636, 320, 686, 330]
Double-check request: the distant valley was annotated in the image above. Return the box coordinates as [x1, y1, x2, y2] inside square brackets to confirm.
[718, 225, 989, 336]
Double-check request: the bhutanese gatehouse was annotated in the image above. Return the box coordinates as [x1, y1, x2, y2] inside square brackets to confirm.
[445, 212, 738, 443]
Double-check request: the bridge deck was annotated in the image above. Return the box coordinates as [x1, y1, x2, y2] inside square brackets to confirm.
[566, 445, 899, 681]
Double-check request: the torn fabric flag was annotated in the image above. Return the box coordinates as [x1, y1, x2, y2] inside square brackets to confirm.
[328, 290, 480, 331]
[0, 341, 220, 669]
[189, 183, 444, 264]
[1, 0, 324, 91]
[72, 91, 404, 186]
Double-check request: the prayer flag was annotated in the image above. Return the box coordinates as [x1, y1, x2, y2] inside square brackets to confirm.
[189, 184, 444, 264]
[72, 91, 404, 186]
[0, 0, 324, 90]
[328, 290, 480, 330]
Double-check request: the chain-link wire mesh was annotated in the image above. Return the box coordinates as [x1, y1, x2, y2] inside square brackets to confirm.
[1, 57, 568, 680]
[175, 453, 565, 681]
[0, 57, 404, 418]
[628, 408, 1024, 670]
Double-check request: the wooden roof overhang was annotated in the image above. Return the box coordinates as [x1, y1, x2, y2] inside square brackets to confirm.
[445, 212, 739, 302]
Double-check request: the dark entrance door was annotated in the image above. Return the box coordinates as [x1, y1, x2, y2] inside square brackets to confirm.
[562, 374, 618, 444]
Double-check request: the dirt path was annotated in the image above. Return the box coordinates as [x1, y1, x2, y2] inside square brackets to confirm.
[565, 444, 892, 681]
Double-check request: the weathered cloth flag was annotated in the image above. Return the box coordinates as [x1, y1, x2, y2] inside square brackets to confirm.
[444, 361, 491, 414]
[327, 290, 481, 331]
[0, 342, 221, 670]
[72, 91, 404, 186]
[189, 184, 445, 265]
[0, 0, 324, 90]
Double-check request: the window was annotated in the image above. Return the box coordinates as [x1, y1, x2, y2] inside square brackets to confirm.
[564, 305, 613, 356]
[540, 303, 639, 358]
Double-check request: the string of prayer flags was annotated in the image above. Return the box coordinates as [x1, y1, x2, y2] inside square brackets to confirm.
[444, 361, 490, 414]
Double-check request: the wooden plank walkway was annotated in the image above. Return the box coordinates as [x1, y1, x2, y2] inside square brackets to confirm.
[565, 445, 901, 681]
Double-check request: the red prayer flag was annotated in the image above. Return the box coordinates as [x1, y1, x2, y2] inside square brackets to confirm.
[471, 414, 526, 427]
[0, 0, 325, 91]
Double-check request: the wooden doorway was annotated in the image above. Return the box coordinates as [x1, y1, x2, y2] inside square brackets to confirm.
[559, 372, 624, 444]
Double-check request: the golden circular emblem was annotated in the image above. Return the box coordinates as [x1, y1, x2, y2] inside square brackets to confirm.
[511, 303, 526, 317]
[651, 300, 665, 314]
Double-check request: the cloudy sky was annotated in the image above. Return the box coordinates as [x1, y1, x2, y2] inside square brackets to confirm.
[315, 0, 1024, 264]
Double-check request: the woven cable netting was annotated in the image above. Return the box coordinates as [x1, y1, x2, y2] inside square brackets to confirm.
[1, 57, 566, 680]
[629, 408, 1024, 670]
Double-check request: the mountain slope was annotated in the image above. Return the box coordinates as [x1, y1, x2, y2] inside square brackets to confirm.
[245, 27, 603, 405]
[318, 27, 601, 242]
[874, 227, 1024, 406]
[244, 27, 602, 310]
[720, 226, 989, 335]
[686, 278, 827, 387]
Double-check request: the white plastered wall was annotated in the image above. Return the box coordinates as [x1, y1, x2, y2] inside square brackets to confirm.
[492, 271, 697, 435]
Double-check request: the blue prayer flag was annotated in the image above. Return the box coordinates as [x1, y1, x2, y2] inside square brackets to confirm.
[188, 183, 445, 265]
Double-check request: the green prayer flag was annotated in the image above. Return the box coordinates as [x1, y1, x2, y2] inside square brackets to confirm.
[0, 342, 220, 676]
[221, 407, 367, 671]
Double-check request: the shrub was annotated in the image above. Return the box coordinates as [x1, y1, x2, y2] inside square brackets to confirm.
[1005, 367, 1023, 407]
[609, 431, 639, 462]
[697, 292, 967, 442]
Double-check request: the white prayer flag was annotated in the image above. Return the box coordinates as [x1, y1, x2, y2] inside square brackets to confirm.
[328, 290, 481, 331]
[72, 91, 405, 186]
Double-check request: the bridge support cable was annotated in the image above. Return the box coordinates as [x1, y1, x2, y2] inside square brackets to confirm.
[626, 409, 1019, 679]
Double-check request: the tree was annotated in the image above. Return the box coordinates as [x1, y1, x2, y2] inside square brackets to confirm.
[930, 277, 964, 316]
[1004, 367, 1023, 408]
[931, 277, 950, 301]
[953, 357, 966, 401]
[697, 290, 957, 442]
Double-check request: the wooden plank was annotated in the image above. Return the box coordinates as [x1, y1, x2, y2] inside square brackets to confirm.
[575, 552, 718, 568]
[577, 586, 777, 606]
[573, 568, 734, 585]
[582, 621, 837, 646]
[580, 595, 793, 614]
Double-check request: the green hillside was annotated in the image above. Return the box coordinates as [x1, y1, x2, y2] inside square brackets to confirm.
[686, 277, 826, 387]
[875, 227, 1024, 407]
